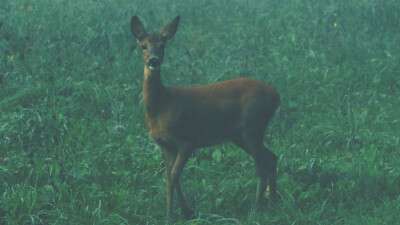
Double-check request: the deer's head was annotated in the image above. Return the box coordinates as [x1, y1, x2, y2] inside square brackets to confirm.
[131, 16, 180, 70]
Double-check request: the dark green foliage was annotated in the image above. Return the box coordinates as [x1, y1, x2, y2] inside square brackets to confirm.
[1, 0, 399, 224]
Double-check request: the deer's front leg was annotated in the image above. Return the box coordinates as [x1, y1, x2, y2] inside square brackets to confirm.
[170, 145, 193, 219]
[176, 176, 194, 219]
[162, 149, 176, 220]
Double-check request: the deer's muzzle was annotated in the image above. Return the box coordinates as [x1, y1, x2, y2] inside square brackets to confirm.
[148, 57, 161, 70]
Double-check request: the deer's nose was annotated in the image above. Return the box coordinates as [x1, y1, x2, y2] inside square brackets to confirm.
[148, 57, 161, 69]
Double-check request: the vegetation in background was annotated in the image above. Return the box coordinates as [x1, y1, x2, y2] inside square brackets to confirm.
[1, 0, 399, 224]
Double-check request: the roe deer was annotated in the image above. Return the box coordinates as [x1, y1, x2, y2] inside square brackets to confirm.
[130, 16, 280, 220]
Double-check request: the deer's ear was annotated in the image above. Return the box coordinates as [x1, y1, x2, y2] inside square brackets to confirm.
[131, 16, 147, 41]
[159, 16, 180, 40]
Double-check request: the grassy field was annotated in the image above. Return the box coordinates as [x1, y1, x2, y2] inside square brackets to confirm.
[1, 0, 399, 224]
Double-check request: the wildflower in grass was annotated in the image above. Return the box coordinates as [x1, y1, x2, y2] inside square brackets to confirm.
[300, 124, 304, 128]
[3, 157, 8, 164]
[9, 55, 15, 60]
[346, 152, 353, 158]
[5, 137, 10, 142]
[333, 22, 338, 27]
[44, 185, 54, 193]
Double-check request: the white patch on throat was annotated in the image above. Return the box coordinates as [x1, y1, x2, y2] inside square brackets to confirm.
[148, 65, 160, 70]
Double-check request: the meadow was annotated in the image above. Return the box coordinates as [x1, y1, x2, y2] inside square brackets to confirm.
[1, 0, 399, 224]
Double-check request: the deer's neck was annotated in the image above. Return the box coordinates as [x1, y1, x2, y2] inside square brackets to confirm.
[143, 66, 167, 118]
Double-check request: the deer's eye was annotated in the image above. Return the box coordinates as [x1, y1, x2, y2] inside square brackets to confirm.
[141, 44, 148, 50]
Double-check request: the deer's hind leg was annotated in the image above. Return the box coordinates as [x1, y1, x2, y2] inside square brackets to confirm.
[233, 135, 267, 206]
[263, 147, 277, 204]
[235, 130, 277, 206]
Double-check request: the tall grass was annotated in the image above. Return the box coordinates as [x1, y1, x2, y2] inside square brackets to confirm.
[1, 0, 399, 224]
